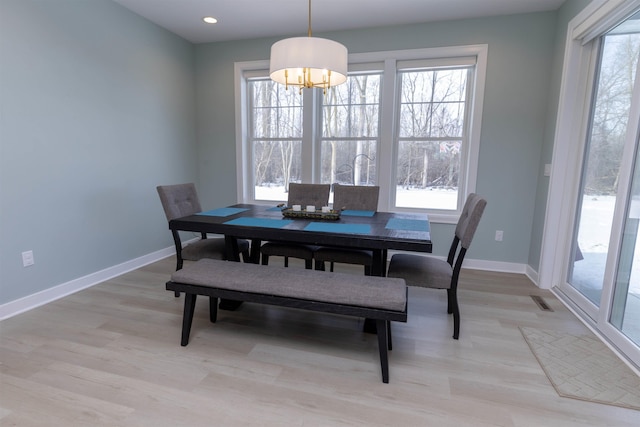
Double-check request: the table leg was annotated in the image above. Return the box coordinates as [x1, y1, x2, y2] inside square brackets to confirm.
[249, 238, 262, 264]
[224, 235, 240, 262]
[370, 249, 387, 277]
[221, 235, 243, 310]
[364, 249, 389, 333]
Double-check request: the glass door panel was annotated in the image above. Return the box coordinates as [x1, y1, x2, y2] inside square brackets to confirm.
[608, 13, 640, 352]
[568, 25, 640, 308]
[610, 134, 640, 346]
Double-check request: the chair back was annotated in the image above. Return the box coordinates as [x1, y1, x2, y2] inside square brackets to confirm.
[157, 183, 202, 222]
[455, 193, 487, 249]
[287, 183, 330, 208]
[332, 184, 379, 211]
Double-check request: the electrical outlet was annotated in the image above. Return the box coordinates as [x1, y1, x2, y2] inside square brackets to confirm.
[22, 250, 34, 267]
[495, 230, 503, 242]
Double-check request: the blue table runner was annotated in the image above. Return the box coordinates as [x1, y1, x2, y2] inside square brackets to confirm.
[385, 218, 430, 232]
[224, 217, 293, 228]
[304, 222, 371, 234]
[197, 207, 249, 217]
[341, 210, 375, 217]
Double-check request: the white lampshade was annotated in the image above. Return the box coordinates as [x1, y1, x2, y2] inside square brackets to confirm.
[269, 36, 348, 89]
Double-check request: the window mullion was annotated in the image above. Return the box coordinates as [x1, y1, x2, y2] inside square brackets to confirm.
[301, 88, 315, 182]
[378, 58, 399, 211]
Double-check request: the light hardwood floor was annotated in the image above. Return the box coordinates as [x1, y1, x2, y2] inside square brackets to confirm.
[1, 257, 639, 426]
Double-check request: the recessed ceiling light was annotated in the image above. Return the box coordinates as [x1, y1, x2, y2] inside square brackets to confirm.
[203, 16, 218, 24]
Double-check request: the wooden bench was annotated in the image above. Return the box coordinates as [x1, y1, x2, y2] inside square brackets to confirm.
[166, 259, 408, 383]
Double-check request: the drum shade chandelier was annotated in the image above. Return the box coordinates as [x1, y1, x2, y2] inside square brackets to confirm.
[269, 0, 348, 94]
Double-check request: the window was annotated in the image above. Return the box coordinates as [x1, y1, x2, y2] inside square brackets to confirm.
[236, 46, 487, 221]
[395, 67, 471, 210]
[248, 79, 303, 202]
[321, 72, 381, 187]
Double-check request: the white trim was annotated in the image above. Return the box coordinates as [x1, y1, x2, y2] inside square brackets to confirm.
[0, 246, 175, 321]
[378, 58, 398, 212]
[1, 247, 532, 321]
[525, 264, 540, 287]
[574, 0, 640, 43]
[462, 258, 527, 275]
[387, 250, 528, 275]
[349, 45, 489, 64]
[233, 44, 487, 221]
[235, 60, 267, 202]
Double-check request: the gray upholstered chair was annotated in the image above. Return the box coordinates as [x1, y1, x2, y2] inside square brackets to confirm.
[260, 183, 330, 269]
[157, 183, 250, 272]
[387, 193, 487, 339]
[314, 184, 380, 274]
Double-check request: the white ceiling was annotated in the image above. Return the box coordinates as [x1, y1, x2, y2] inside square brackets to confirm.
[112, 0, 568, 44]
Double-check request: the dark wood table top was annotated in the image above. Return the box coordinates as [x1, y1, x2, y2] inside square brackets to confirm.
[170, 203, 432, 253]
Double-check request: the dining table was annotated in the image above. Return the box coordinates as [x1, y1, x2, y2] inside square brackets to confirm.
[169, 203, 432, 277]
[169, 203, 432, 330]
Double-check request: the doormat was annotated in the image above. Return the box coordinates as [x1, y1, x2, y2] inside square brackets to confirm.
[519, 327, 640, 411]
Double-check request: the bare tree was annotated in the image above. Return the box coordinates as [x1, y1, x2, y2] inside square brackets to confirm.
[586, 34, 640, 195]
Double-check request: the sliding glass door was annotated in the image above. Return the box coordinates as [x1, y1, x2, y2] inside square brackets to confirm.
[610, 134, 640, 347]
[561, 11, 640, 362]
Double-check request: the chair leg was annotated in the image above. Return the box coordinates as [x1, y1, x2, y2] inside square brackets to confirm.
[329, 261, 335, 272]
[304, 259, 313, 269]
[284, 257, 289, 267]
[448, 288, 460, 339]
[241, 248, 250, 263]
[261, 253, 269, 266]
[315, 260, 325, 271]
[174, 260, 183, 298]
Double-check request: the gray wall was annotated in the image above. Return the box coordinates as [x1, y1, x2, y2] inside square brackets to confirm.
[194, 12, 561, 263]
[528, 0, 592, 272]
[0, 0, 197, 304]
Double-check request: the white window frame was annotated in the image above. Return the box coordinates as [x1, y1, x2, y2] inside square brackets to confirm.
[318, 69, 383, 189]
[234, 45, 487, 223]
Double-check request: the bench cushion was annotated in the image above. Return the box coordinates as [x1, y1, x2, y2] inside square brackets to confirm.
[171, 259, 406, 312]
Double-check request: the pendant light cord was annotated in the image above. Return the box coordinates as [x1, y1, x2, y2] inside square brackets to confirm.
[308, 0, 312, 37]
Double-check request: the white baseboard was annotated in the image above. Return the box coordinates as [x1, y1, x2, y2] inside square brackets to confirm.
[0, 246, 174, 321]
[386, 251, 530, 276]
[1, 246, 537, 320]
[462, 258, 528, 275]
[525, 264, 540, 288]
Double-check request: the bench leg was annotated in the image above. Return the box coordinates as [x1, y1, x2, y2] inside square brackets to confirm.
[181, 293, 197, 346]
[376, 319, 390, 383]
[363, 318, 377, 334]
[209, 296, 218, 323]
